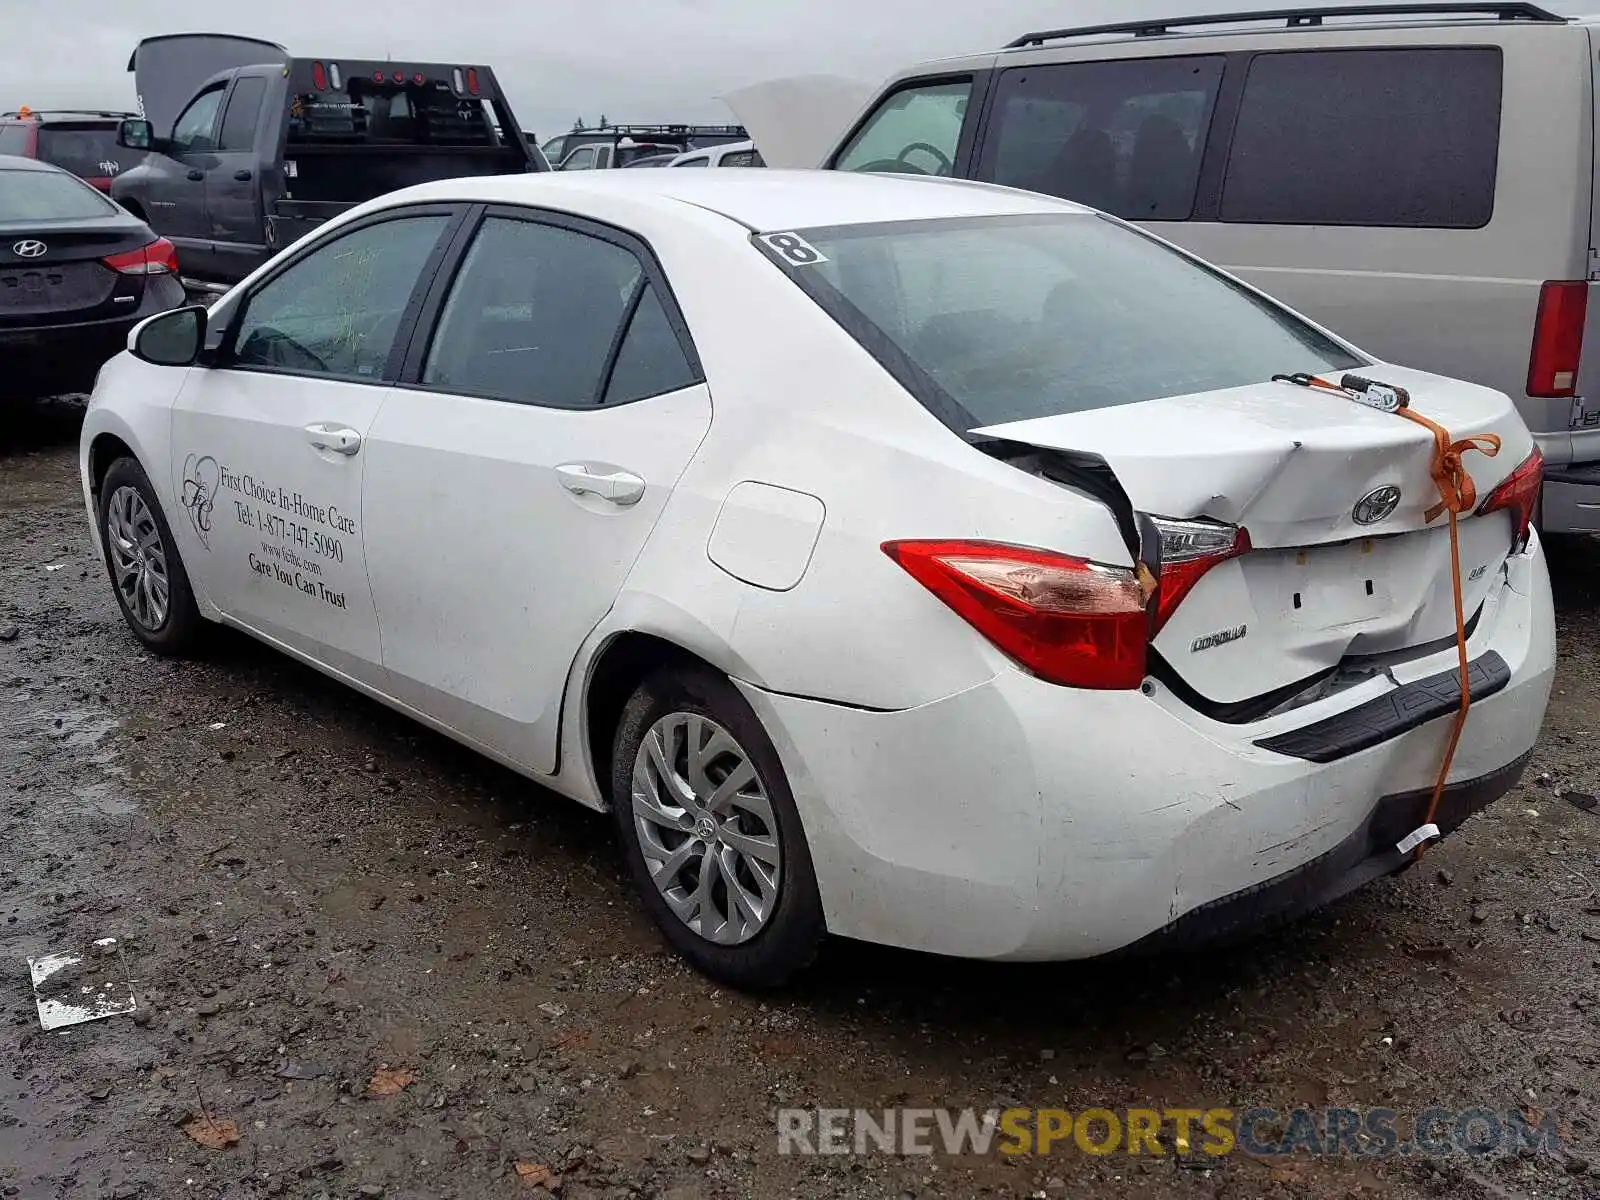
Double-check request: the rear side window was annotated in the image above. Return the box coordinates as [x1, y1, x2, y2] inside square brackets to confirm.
[1221, 48, 1502, 228]
[422, 216, 658, 408]
[982, 56, 1224, 220]
[834, 79, 971, 177]
[604, 286, 699, 405]
[0, 124, 31, 155]
[218, 77, 267, 152]
[674, 155, 709, 168]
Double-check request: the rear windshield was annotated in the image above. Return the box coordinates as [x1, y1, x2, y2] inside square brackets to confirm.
[757, 213, 1360, 430]
[0, 168, 117, 221]
[36, 126, 129, 178]
[288, 80, 505, 147]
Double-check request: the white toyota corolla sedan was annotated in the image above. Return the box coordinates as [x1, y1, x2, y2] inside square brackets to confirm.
[80, 170, 1556, 986]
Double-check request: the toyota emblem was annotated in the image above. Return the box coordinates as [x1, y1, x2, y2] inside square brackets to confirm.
[1353, 485, 1403, 526]
[12, 239, 46, 258]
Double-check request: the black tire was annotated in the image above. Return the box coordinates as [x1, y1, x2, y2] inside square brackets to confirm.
[97, 456, 205, 655]
[611, 665, 825, 988]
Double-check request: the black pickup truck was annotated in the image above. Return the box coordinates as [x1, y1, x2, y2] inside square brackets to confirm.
[111, 34, 541, 288]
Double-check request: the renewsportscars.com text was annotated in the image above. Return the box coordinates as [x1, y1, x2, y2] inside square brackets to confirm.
[776, 1106, 1562, 1159]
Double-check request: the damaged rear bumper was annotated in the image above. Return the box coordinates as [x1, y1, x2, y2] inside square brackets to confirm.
[737, 539, 1555, 963]
[1121, 749, 1532, 954]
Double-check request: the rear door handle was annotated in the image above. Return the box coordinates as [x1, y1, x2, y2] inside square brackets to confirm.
[556, 463, 646, 506]
[305, 423, 362, 456]
[186, 169, 204, 181]
[233, 169, 252, 182]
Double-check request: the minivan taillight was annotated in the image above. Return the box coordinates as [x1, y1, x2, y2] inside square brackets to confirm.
[882, 540, 1150, 689]
[102, 237, 179, 276]
[1527, 281, 1588, 398]
[1477, 447, 1544, 552]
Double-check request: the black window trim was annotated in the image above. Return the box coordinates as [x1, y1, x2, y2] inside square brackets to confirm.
[391, 201, 705, 411]
[1211, 43, 1505, 231]
[826, 70, 994, 177]
[209, 202, 474, 384]
[970, 51, 1230, 223]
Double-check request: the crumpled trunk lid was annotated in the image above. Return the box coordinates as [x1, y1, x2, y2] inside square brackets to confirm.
[975, 366, 1535, 704]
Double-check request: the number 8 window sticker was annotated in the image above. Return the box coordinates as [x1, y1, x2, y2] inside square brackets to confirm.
[760, 232, 829, 266]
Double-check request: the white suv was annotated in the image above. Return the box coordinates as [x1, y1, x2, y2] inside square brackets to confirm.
[743, 2, 1600, 531]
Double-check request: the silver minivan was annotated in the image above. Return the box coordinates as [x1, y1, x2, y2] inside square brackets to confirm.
[738, 2, 1600, 531]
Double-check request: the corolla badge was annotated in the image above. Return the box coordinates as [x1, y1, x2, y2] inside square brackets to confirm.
[1353, 485, 1402, 526]
[181, 454, 219, 549]
[11, 239, 46, 258]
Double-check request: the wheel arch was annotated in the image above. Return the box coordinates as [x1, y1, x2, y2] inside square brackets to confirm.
[565, 590, 767, 811]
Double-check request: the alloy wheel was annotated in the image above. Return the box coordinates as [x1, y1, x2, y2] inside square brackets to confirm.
[631, 712, 782, 945]
[105, 484, 170, 632]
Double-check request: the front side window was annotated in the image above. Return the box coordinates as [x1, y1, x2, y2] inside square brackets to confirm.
[230, 214, 450, 379]
[172, 87, 226, 154]
[834, 78, 971, 177]
[0, 124, 28, 155]
[1222, 48, 1502, 228]
[757, 214, 1359, 431]
[560, 145, 599, 171]
[982, 56, 1224, 220]
[422, 216, 659, 407]
[722, 149, 764, 169]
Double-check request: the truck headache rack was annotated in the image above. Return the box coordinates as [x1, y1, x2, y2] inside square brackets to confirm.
[1006, 2, 1568, 48]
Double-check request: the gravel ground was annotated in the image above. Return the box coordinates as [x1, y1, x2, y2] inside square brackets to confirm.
[5, 397, 1600, 1199]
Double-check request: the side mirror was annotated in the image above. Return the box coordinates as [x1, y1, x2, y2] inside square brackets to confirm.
[130, 305, 207, 366]
[117, 118, 153, 151]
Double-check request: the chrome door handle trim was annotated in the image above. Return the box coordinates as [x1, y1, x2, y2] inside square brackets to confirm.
[305, 423, 362, 456]
[556, 463, 646, 506]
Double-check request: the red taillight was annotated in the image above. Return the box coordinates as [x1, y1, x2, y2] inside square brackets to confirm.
[465, 68, 480, 95]
[310, 61, 327, 91]
[1147, 519, 1252, 633]
[1527, 281, 1588, 398]
[1477, 447, 1544, 551]
[882, 540, 1150, 690]
[373, 70, 386, 83]
[414, 72, 426, 85]
[102, 237, 179, 276]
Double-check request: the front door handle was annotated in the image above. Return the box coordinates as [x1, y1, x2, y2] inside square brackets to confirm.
[233, 168, 253, 182]
[186, 169, 204, 182]
[305, 423, 362, 456]
[556, 463, 646, 506]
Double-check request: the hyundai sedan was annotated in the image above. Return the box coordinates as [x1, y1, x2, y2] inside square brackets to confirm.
[79, 171, 1556, 986]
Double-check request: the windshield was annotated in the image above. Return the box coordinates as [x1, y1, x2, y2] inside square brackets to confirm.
[0, 168, 118, 221]
[756, 213, 1360, 430]
[36, 127, 129, 179]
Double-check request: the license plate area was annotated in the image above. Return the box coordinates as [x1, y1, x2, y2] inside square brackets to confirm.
[1260, 538, 1398, 630]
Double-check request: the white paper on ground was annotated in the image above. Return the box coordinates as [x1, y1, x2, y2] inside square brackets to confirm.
[29, 936, 137, 1030]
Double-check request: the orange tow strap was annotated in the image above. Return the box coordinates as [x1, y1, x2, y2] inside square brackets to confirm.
[1301, 377, 1501, 860]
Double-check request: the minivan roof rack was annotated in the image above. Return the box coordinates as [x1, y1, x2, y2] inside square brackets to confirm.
[1006, 3, 1568, 48]
[569, 122, 748, 138]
